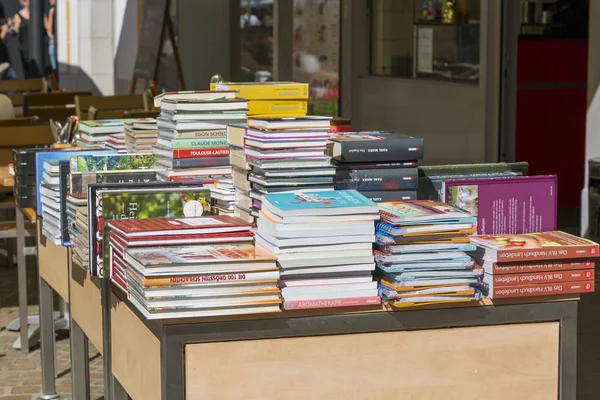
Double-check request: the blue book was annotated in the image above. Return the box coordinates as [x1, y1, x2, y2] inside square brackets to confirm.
[262, 190, 378, 217]
[35, 149, 116, 214]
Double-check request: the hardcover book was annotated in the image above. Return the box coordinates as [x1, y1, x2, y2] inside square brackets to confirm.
[70, 170, 159, 194]
[58, 161, 71, 245]
[470, 231, 600, 262]
[481, 277, 595, 299]
[70, 154, 157, 172]
[476, 259, 595, 275]
[360, 190, 417, 203]
[213, 82, 309, 100]
[156, 137, 229, 150]
[334, 167, 418, 191]
[109, 216, 252, 237]
[488, 269, 594, 287]
[378, 200, 472, 225]
[444, 175, 557, 234]
[262, 190, 379, 217]
[154, 155, 230, 169]
[78, 120, 124, 135]
[328, 132, 424, 162]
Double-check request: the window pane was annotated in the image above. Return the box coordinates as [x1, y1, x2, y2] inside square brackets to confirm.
[240, 0, 274, 82]
[371, 0, 481, 83]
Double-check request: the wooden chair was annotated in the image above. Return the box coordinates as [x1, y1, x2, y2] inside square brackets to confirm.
[0, 78, 48, 110]
[0, 117, 39, 127]
[0, 125, 54, 165]
[23, 91, 91, 121]
[125, 110, 159, 119]
[75, 95, 146, 120]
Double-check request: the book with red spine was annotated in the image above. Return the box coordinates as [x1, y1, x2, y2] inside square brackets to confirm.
[482, 279, 595, 299]
[109, 231, 254, 252]
[109, 216, 252, 238]
[283, 296, 381, 310]
[170, 148, 230, 159]
[470, 231, 599, 262]
[128, 268, 280, 288]
[477, 259, 595, 275]
[489, 269, 594, 287]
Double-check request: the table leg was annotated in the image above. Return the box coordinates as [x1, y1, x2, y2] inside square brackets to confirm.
[16, 207, 28, 353]
[70, 319, 90, 400]
[102, 278, 113, 400]
[38, 276, 60, 399]
[559, 301, 578, 400]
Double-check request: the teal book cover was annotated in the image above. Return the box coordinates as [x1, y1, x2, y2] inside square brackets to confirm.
[263, 190, 376, 212]
[162, 138, 229, 149]
[70, 154, 157, 172]
[97, 188, 212, 276]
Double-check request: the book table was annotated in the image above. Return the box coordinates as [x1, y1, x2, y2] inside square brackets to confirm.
[104, 285, 578, 400]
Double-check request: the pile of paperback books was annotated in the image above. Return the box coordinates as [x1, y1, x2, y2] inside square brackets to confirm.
[108, 216, 281, 319]
[40, 160, 69, 245]
[229, 116, 335, 223]
[470, 231, 597, 299]
[124, 118, 159, 153]
[76, 120, 125, 149]
[375, 200, 483, 307]
[256, 190, 381, 310]
[328, 132, 424, 203]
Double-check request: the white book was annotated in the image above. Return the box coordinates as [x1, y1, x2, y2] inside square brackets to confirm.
[281, 282, 377, 296]
[279, 264, 375, 276]
[42, 172, 59, 185]
[257, 214, 375, 238]
[282, 289, 377, 302]
[260, 206, 379, 224]
[255, 236, 373, 255]
[275, 255, 375, 269]
[279, 275, 374, 288]
[257, 232, 375, 248]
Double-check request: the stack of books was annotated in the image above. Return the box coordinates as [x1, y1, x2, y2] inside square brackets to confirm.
[76, 120, 125, 148]
[152, 90, 247, 174]
[213, 81, 308, 118]
[40, 160, 69, 245]
[124, 118, 159, 153]
[67, 192, 89, 268]
[328, 132, 424, 203]
[470, 231, 597, 299]
[375, 200, 483, 308]
[106, 132, 127, 152]
[256, 190, 381, 310]
[108, 216, 281, 319]
[230, 116, 335, 223]
[227, 123, 253, 223]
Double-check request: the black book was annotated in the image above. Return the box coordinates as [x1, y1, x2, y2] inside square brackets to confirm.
[15, 174, 37, 186]
[58, 162, 70, 245]
[155, 156, 230, 169]
[359, 190, 417, 203]
[70, 170, 159, 194]
[334, 167, 418, 191]
[328, 132, 424, 162]
[333, 160, 418, 170]
[251, 183, 333, 194]
[14, 185, 38, 197]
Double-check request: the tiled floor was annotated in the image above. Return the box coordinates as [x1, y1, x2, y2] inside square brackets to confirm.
[0, 260, 104, 400]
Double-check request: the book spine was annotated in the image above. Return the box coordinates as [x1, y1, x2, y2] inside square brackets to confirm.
[247, 100, 308, 115]
[172, 148, 230, 159]
[283, 296, 380, 310]
[338, 138, 424, 162]
[360, 190, 417, 203]
[169, 130, 227, 139]
[496, 245, 600, 262]
[492, 269, 595, 287]
[488, 280, 594, 299]
[233, 84, 309, 100]
[170, 157, 230, 168]
[489, 260, 595, 274]
[169, 138, 229, 149]
[142, 271, 279, 286]
[334, 168, 418, 190]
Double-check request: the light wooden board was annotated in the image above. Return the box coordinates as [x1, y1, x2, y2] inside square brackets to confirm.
[185, 322, 559, 400]
[111, 293, 161, 400]
[69, 258, 103, 354]
[37, 222, 69, 301]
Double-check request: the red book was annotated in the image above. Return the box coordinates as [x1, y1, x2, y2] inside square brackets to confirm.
[109, 216, 252, 238]
[483, 279, 595, 299]
[171, 148, 230, 159]
[283, 296, 381, 310]
[477, 259, 595, 275]
[109, 230, 254, 249]
[470, 231, 599, 262]
[489, 269, 594, 287]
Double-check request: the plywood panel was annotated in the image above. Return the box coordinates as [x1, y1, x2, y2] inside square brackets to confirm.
[70, 260, 103, 353]
[111, 294, 161, 400]
[185, 322, 559, 400]
[37, 222, 69, 301]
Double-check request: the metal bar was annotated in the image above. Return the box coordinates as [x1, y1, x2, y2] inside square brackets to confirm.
[161, 334, 183, 400]
[559, 302, 578, 399]
[70, 319, 90, 400]
[112, 375, 129, 400]
[16, 207, 29, 353]
[38, 277, 60, 399]
[102, 278, 113, 400]
[273, 0, 293, 81]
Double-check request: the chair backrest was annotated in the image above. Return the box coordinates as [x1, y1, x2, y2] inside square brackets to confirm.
[125, 110, 159, 119]
[0, 125, 54, 165]
[75, 95, 146, 119]
[0, 78, 48, 108]
[0, 117, 39, 127]
[0, 94, 15, 120]
[23, 91, 92, 120]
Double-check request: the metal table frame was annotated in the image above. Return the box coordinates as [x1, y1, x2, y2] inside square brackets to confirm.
[100, 284, 578, 400]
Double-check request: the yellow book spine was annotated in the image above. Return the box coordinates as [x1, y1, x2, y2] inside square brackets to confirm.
[247, 100, 308, 115]
[223, 83, 309, 100]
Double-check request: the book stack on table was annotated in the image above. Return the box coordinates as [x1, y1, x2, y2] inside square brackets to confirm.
[40, 160, 70, 245]
[68, 192, 89, 268]
[375, 200, 483, 308]
[76, 120, 125, 149]
[256, 190, 381, 310]
[108, 216, 281, 319]
[124, 118, 159, 154]
[106, 132, 127, 153]
[232, 116, 336, 223]
[327, 132, 424, 203]
[470, 231, 597, 299]
[213, 81, 309, 118]
[226, 124, 253, 223]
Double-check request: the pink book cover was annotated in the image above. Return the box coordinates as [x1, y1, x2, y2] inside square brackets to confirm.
[283, 296, 381, 310]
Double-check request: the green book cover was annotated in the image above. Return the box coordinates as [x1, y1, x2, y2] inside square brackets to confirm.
[70, 154, 157, 173]
[98, 188, 212, 276]
[161, 138, 229, 149]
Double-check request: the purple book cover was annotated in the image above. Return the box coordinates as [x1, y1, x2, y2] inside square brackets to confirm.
[444, 175, 557, 235]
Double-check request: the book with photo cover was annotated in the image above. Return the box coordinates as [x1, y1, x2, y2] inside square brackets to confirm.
[378, 200, 473, 225]
[70, 153, 157, 172]
[70, 170, 159, 194]
[261, 190, 378, 217]
[109, 216, 252, 238]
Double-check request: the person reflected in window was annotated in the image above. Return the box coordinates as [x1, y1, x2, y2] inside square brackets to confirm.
[44, 0, 56, 73]
[240, 7, 260, 28]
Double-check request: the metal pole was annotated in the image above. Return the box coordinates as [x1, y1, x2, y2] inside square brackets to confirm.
[16, 208, 29, 353]
[29, 0, 45, 76]
[38, 277, 60, 399]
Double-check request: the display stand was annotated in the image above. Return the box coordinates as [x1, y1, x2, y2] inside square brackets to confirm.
[104, 283, 577, 400]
